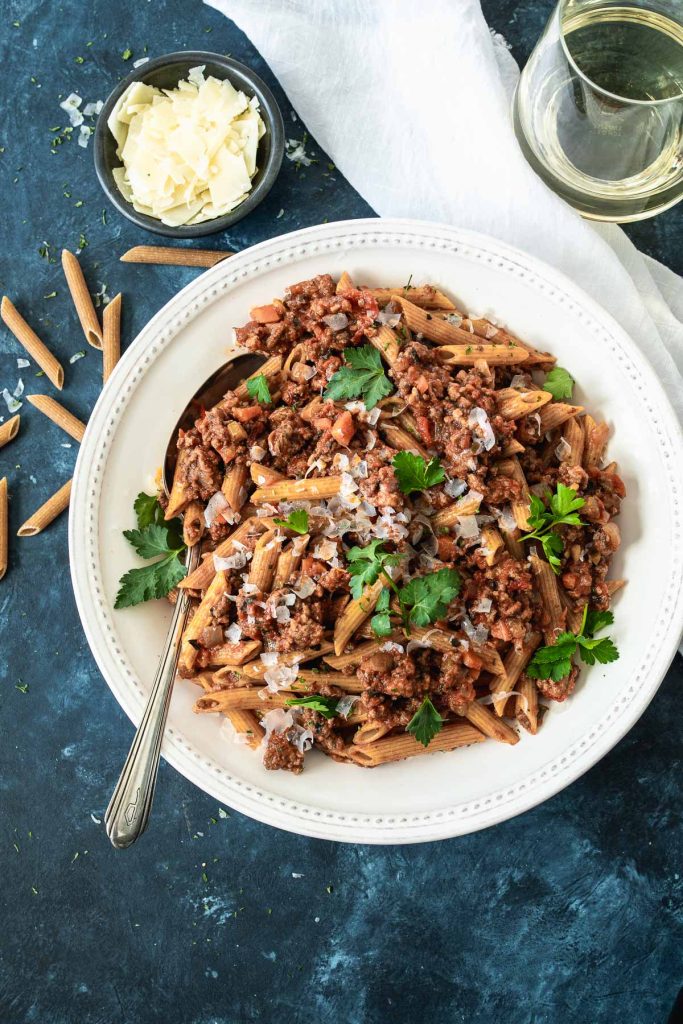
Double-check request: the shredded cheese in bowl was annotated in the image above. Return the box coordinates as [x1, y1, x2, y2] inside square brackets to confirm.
[107, 65, 265, 227]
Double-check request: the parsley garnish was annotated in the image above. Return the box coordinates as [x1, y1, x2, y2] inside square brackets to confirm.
[122, 48, 133, 60]
[392, 452, 445, 495]
[246, 373, 271, 404]
[522, 483, 585, 573]
[345, 539, 402, 600]
[527, 607, 619, 682]
[273, 508, 309, 534]
[115, 493, 187, 608]
[370, 588, 393, 638]
[399, 568, 461, 628]
[543, 367, 574, 400]
[286, 695, 339, 718]
[323, 344, 393, 410]
[406, 697, 444, 747]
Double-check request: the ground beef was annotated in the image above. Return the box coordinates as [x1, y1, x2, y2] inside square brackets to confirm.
[357, 651, 418, 697]
[272, 598, 326, 653]
[267, 407, 315, 474]
[178, 440, 222, 502]
[263, 732, 304, 773]
[536, 664, 579, 703]
[436, 650, 478, 713]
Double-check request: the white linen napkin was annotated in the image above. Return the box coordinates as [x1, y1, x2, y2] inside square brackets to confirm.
[206, 0, 683, 421]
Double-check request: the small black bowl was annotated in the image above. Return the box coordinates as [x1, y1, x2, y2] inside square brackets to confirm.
[94, 51, 285, 238]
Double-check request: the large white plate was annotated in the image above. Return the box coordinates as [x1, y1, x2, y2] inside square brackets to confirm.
[70, 219, 683, 843]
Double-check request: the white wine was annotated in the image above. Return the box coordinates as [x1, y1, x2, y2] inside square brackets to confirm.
[514, 1, 683, 221]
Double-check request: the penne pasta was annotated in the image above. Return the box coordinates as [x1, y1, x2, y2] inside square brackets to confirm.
[1, 297, 65, 390]
[516, 676, 539, 734]
[178, 571, 228, 676]
[291, 670, 364, 694]
[538, 402, 584, 433]
[250, 463, 285, 487]
[496, 387, 552, 420]
[272, 534, 309, 589]
[348, 723, 486, 766]
[237, 643, 336, 681]
[480, 525, 504, 566]
[222, 462, 249, 511]
[120, 245, 231, 268]
[324, 637, 393, 670]
[606, 578, 626, 597]
[336, 271, 355, 294]
[497, 456, 531, 530]
[529, 554, 565, 643]
[102, 292, 122, 383]
[371, 324, 401, 366]
[165, 446, 194, 519]
[233, 355, 282, 400]
[437, 343, 530, 366]
[432, 492, 484, 530]
[373, 285, 456, 309]
[333, 579, 384, 657]
[562, 416, 585, 470]
[248, 529, 280, 591]
[0, 414, 20, 450]
[62, 249, 103, 349]
[251, 477, 342, 503]
[17, 478, 72, 536]
[182, 500, 205, 547]
[27, 394, 86, 442]
[583, 415, 610, 469]
[494, 632, 541, 716]
[179, 516, 266, 590]
[379, 421, 430, 458]
[352, 721, 393, 745]
[224, 710, 265, 749]
[0, 477, 7, 580]
[203, 640, 262, 667]
[464, 701, 519, 745]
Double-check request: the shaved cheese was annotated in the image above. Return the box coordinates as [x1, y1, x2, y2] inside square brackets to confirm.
[336, 695, 359, 719]
[108, 68, 265, 225]
[478, 690, 523, 706]
[204, 491, 230, 527]
[444, 478, 467, 499]
[380, 642, 404, 654]
[472, 597, 492, 614]
[322, 313, 348, 332]
[468, 407, 496, 453]
[555, 437, 571, 462]
[456, 515, 480, 541]
[59, 93, 83, 127]
[225, 622, 242, 643]
[2, 389, 21, 414]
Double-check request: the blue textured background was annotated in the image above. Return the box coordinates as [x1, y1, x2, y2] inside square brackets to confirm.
[1, 3, 681, 1022]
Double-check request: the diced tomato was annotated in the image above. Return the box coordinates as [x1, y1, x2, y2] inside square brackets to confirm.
[437, 536, 457, 562]
[416, 414, 434, 444]
[331, 411, 356, 446]
[415, 375, 430, 395]
[313, 417, 333, 431]
[301, 557, 326, 576]
[249, 304, 282, 324]
[232, 405, 262, 423]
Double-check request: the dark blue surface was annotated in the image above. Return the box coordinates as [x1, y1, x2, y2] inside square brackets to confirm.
[1, 3, 681, 1023]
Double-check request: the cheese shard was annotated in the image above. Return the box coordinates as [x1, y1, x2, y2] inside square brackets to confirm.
[108, 67, 266, 225]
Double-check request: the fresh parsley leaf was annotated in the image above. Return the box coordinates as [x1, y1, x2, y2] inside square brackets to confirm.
[392, 452, 445, 495]
[115, 498, 187, 609]
[115, 556, 186, 609]
[134, 491, 164, 529]
[522, 483, 585, 574]
[122, 523, 174, 559]
[323, 344, 393, 410]
[246, 373, 272, 404]
[399, 568, 461, 627]
[286, 695, 339, 719]
[543, 367, 574, 401]
[406, 697, 444, 747]
[274, 509, 309, 534]
[371, 587, 393, 637]
[527, 607, 619, 680]
[345, 539, 401, 600]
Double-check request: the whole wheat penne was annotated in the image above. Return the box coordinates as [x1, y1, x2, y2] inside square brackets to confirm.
[250, 463, 285, 487]
[348, 723, 486, 766]
[494, 632, 541, 715]
[480, 525, 504, 566]
[324, 637, 393, 670]
[251, 477, 342, 503]
[102, 292, 122, 383]
[438, 343, 529, 366]
[27, 394, 86, 442]
[179, 517, 266, 590]
[0, 477, 7, 579]
[501, 438, 525, 456]
[497, 388, 552, 420]
[538, 402, 584, 433]
[195, 687, 291, 713]
[516, 677, 539, 734]
[0, 415, 20, 450]
[371, 325, 401, 366]
[62, 249, 102, 349]
[165, 447, 194, 519]
[201, 640, 262, 667]
[336, 271, 355, 294]
[179, 571, 228, 675]
[299, 396, 325, 422]
[224, 710, 265, 749]
[233, 355, 282, 400]
[529, 554, 565, 642]
[606, 578, 626, 596]
[222, 462, 249, 512]
[121, 245, 232, 268]
[464, 701, 519, 745]
[248, 530, 281, 591]
[432, 492, 484, 531]
[17, 478, 72, 536]
[352, 721, 393, 745]
[502, 527, 525, 561]
[291, 670, 364, 694]
[334, 579, 384, 656]
[562, 416, 585, 469]
[1, 297, 65, 390]
[497, 456, 531, 530]
[272, 534, 309, 589]
[374, 285, 456, 310]
[237, 643, 335, 681]
[182, 500, 205, 547]
[583, 415, 609, 469]
[467, 320, 555, 367]
[379, 421, 430, 458]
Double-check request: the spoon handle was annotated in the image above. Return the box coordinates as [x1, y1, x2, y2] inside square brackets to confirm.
[105, 544, 201, 849]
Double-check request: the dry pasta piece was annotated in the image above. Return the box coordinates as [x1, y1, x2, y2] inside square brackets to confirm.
[0, 414, 20, 450]
[0, 477, 7, 579]
[516, 677, 539, 734]
[496, 387, 552, 420]
[371, 325, 400, 366]
[374, 286, 456, 310]
[233, 355, 282, 400]
[224, 710, 264, 749]
[27, 394, 86, 442]
[1, 297, 65, 390]
[272, 534, 309, 590]
[248, 529, 280, 591]
[333, 579, 384, 657]
[120, 245, 231, 268]
[178, 571, 228, 676]
[102, 292, 122, 383]
[529, 554, 565, 643]
[464, 701, 519, 745]
[348, 723, 486, 766]
[583, 415, 610, 469]
[222, 463, 249, 511]
[562, 416, 585, 469]
[17, 478, 72, 536]
[62, 249, 102, 349]
[251, 477, 342, 503]
[538, 402, 583, 433]
[437, 343, 529, 366]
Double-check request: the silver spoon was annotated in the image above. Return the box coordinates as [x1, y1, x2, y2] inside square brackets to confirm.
[105, 352, 265, 849]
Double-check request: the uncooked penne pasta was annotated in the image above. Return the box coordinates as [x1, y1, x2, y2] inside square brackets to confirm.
[333, 579, 383, 657]
[1, 297, 64, 390]
[0, 414, 20, 450]
[251, 477, 342, 503]
[248, 530, 280, 591]
[562, 416, 585, 470]
[0, 477, 7, 579]
[464, 701, 519, 745]
[17, 478, 72, 537]
[62, 249, 102, 348]
[583, 415, 610, 469]
[272, 534, 309, 589]
[222, 462, 249, 511]
[233, 355, 282, 400]
[496, 387, 552, 420]
[224, 710, 265, 749]
[538, 402, 584, 433]
[516, 677, 539, 734]
[182, 500, 205, 547]
[529, 554, 565, 643]
[27, 394, 86, 442]
[348, 723, 486, 766]
[371, 324, 401, 366]
[178, 571, 228, 676]
[120, 245, 232, 268]
[102, 292, 122, 383]
[437, 343, 529, 366]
